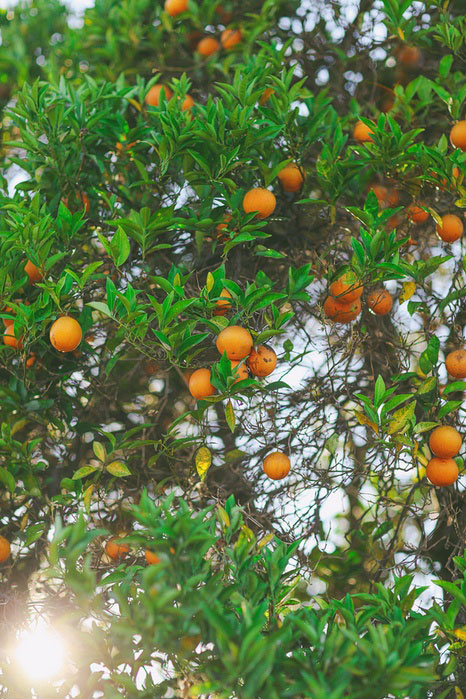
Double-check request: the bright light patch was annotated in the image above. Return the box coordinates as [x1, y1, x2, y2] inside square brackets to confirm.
[14, 624, 65, 681]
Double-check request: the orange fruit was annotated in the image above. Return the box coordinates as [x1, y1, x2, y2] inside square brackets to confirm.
[4, 323, 23, 349]
[116, 140, 137, 154]
[242, 188, 276, 219]
[216, 213, 233, 240]
[353, 120, 374, 143]
[263, 451, 290, 480]
[329, 272, 363, 303]
[105, 537, 130, 561]
[164, 0, 188, 16]
[407, 203, 429, 224]
[145, 549, 161, 565]
[221, 28, 242, 49]
[188, 368, 216, 399]
[370, 184, 388, 205]
[231, 360, 249, 383]
[3, 305, 14, 328]
[259, 87, 275, 105]
[247, 345, 277, 377]
[445, 349, 466, 379]
[367, 288, 393, 315]
[216, 325, 253, 360]
[436, 214, 463, 243]
[50, 316, 83, 352]
[24, 260, 43, 284]
[25, 353, 36, 368]
[429, 426, 462, 458]
[323, 296, 361, 324]
[0, 535, 10, 563]
[197, 37, 220, 56]
[398, 45, 421, 67]
[182, 94, 194, 111]
[145, 84, 173, 107]
[278, 163, 304, 192]
[426, 457, 459, 486]
[213, 288, 232, 316]
[450, 121, 466, 151]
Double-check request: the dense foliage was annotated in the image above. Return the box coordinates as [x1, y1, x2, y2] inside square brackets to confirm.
[0, 0, 465, 696]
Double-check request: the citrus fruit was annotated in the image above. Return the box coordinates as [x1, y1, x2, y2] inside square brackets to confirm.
[105, 537, 130, 561]
[450, 121, 466, 151]
[259, 87, 275, 105]
[145, 549, 161, 565]
[398, 45, 421, 67]
[50, 316, 82, 352]
[329, 271, 363, 303]
[0, 535, 10, 563]
[263, 452, 290, 480]
[213, 288, 232, 316]
[426, 457, 459, 486]
[221, 28, 242, 49]
[197, 37, 220, 56]
[445, 349, 466, 379]
[216, 325, 253, 360]
[4, 323, 23, 349]
[188, 368, 216, 399]
[24, 260, 43, 284]
[145, 84, 173, 107]
[231, 360, 249, 383]
[323, 296, 361, 323]
[165, 0, 188, 16]
[429, 426, 462, 458]
[26, 353, 36, 368]
[367, 288, 393, 315]
[247, 345, 277, 377]
[353, 120, 374, 143]
[277, 164, 304, 192]
[407, 204, 429, 224]
[242, 188, 276, 219]
[436, 214, 463, 243]
[370, 184, 388, 205]
[182, 94, 194, 111]
[3, 306, 14, 328]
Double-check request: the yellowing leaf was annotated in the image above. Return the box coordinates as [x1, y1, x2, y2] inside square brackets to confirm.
[83, 484, 94, 514]
[106, 461, 131, 477]
[195, 446, 211, 482]
[455, 688, 464, 699]
[453, 628, 466, 642]
[397, 27, 405, 40]
[20, 511, 29, 531]
[258, 532, 275, 549]
[127, 98, 142, 112]
[400, 281, 416, 303]
[355, 410, 379, 434]
[225, 400, 236, 433]
[173, 273, 181, 287]
[206, 272, 214, 292]
[217, 505, 230, 528]
[73, 465, 98, 480]
[11, 418, 28, 436]
[387, 400, 415, 434]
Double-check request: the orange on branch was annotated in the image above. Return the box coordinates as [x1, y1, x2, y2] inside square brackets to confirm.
[263, 451, 290, 480]
[26, 353, 36, 368]
[105, 537, 130, 561]
[429, 426, 462, 458]
[188, 368, 216, 399]
[221, 28, 242, 49]
[213, 288, 232, 316]
[450, 121, 466, 151]
[426, 457, 459, 487]
[145, 84, 172, 107]
[329, 272, 363, 303]
[445, 349, 466, 379]
[145, 549, 161, 565]
[216, 325, 253, 360]
[277, 163, 304, 192]
[164, 0, 188, 17]
[0, 535, 10, 563]
[242, 188, 276, 219]
[50, 316, 83, 352]
[231, 360, 249, 383]
[436, 214, 463, 243]
[324, 296, 361, 324]
[247, 345, 277, 377]
[24, 260, 43, 284]
[181, 94, 194, 111]
[367, 288, 393, 315]
[353, 120, 374, 143]
[197, 37, 220, 56]
[4, 323, 23, 349]
[407, 203, 429, 224]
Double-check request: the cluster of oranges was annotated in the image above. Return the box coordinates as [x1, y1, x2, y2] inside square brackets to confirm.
[426, 426, 462, 486]
[105, 537, 160, 565]
[196, 29, 242, 56]
[3, 259, 83, 357]
[323, 271, 393, 324]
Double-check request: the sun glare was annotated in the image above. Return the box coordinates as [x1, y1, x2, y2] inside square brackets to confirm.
[14, 623, 65, 682]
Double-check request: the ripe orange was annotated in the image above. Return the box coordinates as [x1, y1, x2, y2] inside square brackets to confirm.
[329, 272, 363, 303]
[164, 0, 188, 16]
[221, 28, 242, 49]
[367, 288, 393, 315]
[450, 121, 466, 151]
[188, 368, 216, 399]
[353, 120, 374, 143]
[197, 37, 220, 56]
[145, 84, 173, 107]
[3, 305, 14, 328]
[105, 537, 130, 561]
[145, 549, 161, 565]
[4, 323, 23, 349]
[277, 164, 304, 192]
[426, 457, 459, 486]
[436, 214, 463, 243]
[259, 87, 275, 105]
[182, 94, 194, 111]
[216, 213, 233, 240]
[0, 535, 10, 563]
[231, 360, 249, 383]
[242, 188, 276, 219]
[216, 325, 253, 360]
[370, 184, 388, 205]
[398, 45, 421, 67]
[26, 353, 36, 368]
[24, 260, 43, 284]
[263, 451, 290, 480]
[323, 296, 361, 324]
[445, 349, 466, 379]
[247, 345, 277, 377]
[213, 288, 232, 316]
[50, 316, 83, 352]
[407, 203, 429, 224]
[429, 426, 462, 458]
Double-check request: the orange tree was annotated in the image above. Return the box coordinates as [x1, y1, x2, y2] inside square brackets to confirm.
[0, 0, 465, 696]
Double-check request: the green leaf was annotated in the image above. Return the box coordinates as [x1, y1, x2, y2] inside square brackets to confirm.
[93, 441, 107, 462]
[106, 461, 131, 477]
[0, 466, 15, 493]
[111, 227, 131, 266]
[72, 465, 99, 480]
